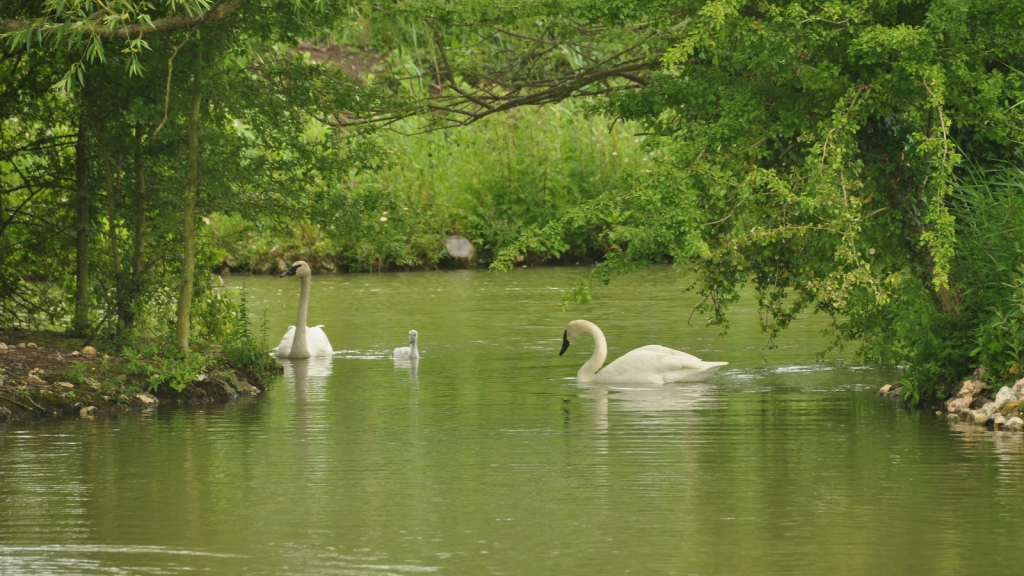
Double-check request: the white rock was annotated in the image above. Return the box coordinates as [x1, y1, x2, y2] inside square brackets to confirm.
[993, 413, 1007, 428]
[444, 235, 475, 260]
[1005, 417, 1024, 431]
[959, 379, 986, 397]
[81, 346, 96, 356]
[1013, 377, 1024, 398]
[993, 386, 1020, 411]
[135, 393, 158, 405]
[26, 374, 45, 386]
[879, 384, 892, 395]
[57, 382, 74, 389]
[982, 402, 997, 417]
[946, 396, 972, 414]
[70, 350, 81, 356]
[971, 410, 991, 425]
[0, 342, 7, 350]
[79, 406, 96, 418]
[26, 342, 37, 348]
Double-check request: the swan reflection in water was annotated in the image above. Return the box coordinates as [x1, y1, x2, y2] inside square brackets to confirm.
[281, 355, 334, 416]
[574, 380, 719, 432]
[393, 356, 419, 384]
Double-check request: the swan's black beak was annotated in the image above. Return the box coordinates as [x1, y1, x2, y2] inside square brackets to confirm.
[280, 264, 299, 278]
[559, 330, 570, 356]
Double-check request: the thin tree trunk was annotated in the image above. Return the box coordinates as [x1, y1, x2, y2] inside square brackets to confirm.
[176, 52, 202, 354]
[93, 120, 125, 333]
[72, 116, 90, 336]
[105, 165, 124, 333]
[125, 122, 146, 332]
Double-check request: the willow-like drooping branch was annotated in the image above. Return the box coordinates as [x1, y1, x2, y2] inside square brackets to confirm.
[0, 0, 248, 40]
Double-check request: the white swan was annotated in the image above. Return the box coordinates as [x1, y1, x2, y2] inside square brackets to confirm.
[559, 319, 727, 384]
[276, 260, 333, 359]
[393, 330, 419, 359]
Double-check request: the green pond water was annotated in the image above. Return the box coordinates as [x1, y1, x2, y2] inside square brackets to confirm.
[2, 266, 1023, 575]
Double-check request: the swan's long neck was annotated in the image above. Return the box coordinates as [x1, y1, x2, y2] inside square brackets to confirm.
[576, 321, 607, 381]
[409, 340, 419, 359]
[291, 275, 311, 357]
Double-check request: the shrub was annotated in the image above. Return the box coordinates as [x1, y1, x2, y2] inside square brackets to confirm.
[207, 104, 644, 271]
[221, 286, 279, 381]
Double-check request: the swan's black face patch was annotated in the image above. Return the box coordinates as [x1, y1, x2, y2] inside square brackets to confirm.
[559, 330, 570, 356]
[280, 264, 300, 277]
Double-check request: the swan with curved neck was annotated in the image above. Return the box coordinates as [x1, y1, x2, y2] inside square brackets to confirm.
[393, 330, 419, 359]
[559, 319, 727, 384]
[276, 260, 333, 359]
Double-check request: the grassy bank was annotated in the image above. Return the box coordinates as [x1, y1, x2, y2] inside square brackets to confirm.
[0, 329, 281, 422]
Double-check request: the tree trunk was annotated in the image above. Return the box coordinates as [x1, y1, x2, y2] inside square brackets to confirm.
[936, 282, 960, 314]
[176, 54, 202, 354]
[72, 116, 90, 336]
[93, 120, 125, 334]
[125, 123, 146, 332]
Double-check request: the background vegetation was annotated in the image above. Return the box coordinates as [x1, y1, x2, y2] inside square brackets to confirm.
[208, 103, 644, 272]
[3, 0, 1024, 404]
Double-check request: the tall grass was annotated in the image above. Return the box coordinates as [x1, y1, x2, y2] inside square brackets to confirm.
[869, 164, 1024, 403]
[208, 103, 645, 272]
[952, 165, 1024, 383]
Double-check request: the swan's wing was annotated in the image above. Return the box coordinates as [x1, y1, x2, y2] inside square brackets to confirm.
[615, 346, 711, 370]
[629, 345, 708, 366]
[276, 326, 296, 358]
[393, 346, 410, 359]
[307, 326, 333, 357]
[598, 346, 727, 384]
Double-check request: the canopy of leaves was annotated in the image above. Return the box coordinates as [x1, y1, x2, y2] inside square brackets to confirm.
[473, 0, 1024, 398]
[0, 0, 394, 341]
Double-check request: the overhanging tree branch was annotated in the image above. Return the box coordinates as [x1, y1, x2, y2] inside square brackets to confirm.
[0, 0, 248, 40]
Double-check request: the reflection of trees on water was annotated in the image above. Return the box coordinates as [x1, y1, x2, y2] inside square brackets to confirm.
[946, 421, 1024, 501]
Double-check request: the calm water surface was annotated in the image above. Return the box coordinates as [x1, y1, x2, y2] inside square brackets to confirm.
[2, 267, 1023, 575]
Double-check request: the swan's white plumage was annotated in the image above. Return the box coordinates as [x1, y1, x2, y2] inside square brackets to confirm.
[277, 325, 333, 358]
[393, 329, 419, 359]
[561, 320, 726, 385]
[276, 261, 333, 359]
[595, 346, 727, 384]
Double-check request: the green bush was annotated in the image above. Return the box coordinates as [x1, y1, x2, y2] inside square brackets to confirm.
[147, 352, 211, 393]
[954, 166, 1024, 385]
[67, 362, 88, 386]
[831, 164, 1024, 404]
[208, 104, 644, 271]
[221, 287, 279, 380]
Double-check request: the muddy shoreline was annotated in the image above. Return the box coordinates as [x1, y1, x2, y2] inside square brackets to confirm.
[0, 330, 278, 423]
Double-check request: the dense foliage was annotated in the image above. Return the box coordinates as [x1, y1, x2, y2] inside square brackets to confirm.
[208, 103, 643, 271]
[480, 0, 1024, 402]
[0, 1, 388, 354]
[5, 0, 1024, 404]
